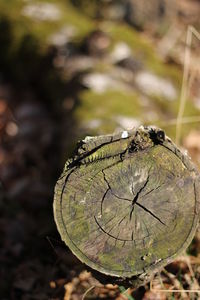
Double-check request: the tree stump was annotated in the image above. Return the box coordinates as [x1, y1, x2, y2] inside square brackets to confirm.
[54, 126, 200, 287]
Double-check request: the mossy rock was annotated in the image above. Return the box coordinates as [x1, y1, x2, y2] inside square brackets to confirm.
[54, 126, 200, 287]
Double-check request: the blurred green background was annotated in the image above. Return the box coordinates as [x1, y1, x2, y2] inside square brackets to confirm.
[0, 0, 200, 299]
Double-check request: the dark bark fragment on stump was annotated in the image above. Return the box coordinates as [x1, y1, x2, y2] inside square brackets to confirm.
[53, 126, 200, 288]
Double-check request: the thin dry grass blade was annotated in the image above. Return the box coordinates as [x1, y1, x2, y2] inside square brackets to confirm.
[160, 116, 200, 127]
[176, 26, 200, 145]
[82, 285, 95, 300]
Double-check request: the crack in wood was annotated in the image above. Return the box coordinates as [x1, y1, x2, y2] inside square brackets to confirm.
[101, 187, 110, 215]
[102, 167, 166, 237]
[102, 169, 132, 202]
[94, 216, 132, 242]
[129, 176, 149, 220]
[136, 202, 166, 226]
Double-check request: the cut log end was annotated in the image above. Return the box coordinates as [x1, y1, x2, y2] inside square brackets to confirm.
[53, 126, 200, 287]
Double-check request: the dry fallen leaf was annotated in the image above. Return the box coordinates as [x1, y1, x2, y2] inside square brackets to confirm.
[64, 282, 74, 300]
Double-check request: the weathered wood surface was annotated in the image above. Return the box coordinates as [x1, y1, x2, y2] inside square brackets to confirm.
[54, 126, 200, 287]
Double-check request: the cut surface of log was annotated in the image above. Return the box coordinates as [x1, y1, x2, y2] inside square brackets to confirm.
[54, 126, 200, 286]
